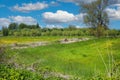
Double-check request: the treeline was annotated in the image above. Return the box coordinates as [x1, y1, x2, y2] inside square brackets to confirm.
[1, 23, 40, 36]
[1, 23, 120, 37]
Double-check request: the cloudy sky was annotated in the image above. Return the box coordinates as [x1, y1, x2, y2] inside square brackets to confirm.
[0, 0, 120, 29]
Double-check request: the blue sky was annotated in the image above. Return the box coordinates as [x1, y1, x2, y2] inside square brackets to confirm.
[0, 0, 120, 29]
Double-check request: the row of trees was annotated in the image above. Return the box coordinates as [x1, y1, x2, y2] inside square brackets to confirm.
[9, 28, 90, 36]
[1, 24, 120, 37]
[8, 23, 40, 30]
[1, 23, 41, 36]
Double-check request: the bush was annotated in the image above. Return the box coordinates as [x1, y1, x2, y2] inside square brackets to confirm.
[2, 27, 9, 36]
[0, 64, 44, 80]
[0, 64, 68, 80]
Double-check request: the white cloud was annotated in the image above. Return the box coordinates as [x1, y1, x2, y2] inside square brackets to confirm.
[9, 16, 37, 25]
[0, 16, 37, 27]
[0, 18, 11, 27]
[111, 4, 120, 7]
[75, 13, 86, 21]
[46, 25, 63, 29]
[42, 10, 85, 23]
[43, 10, 75, 23]
[59, 0, 120, 20]
[12, 2, 48, 12]
[76, 25, 87, 28]
[106, 8, 120, 20]
[106, 4, 120, 20]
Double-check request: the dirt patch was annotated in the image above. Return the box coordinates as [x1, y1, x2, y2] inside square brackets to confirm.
[60, 38, 90, 44]
[11, 41, 48, 49]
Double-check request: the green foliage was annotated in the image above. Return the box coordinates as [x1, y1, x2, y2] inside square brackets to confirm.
[111, 62, 120, 80]
[7, 38, 120, 78]
[8, 27, 92, 37]
[81, 0, 109, 37]
[0, 64, 44, 80]
[13, 29, 42, 36]
[16, 23, 41, 30]
[94, 25, 107, 37]
[19, 23, 28, 29]
[36, 23, 40, 29]
[2, 27, 9, 36]
[1, 22, 120, 37]
[0, 64, 69, 80]
[108, 29, 119, 37]
[88, 63, 120, 80]
[8, 23, 18, 30]
[0, 37, 120, 79]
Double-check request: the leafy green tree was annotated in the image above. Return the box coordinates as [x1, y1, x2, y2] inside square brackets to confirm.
[36, 23, 40, 29]
[18, 23, 28, 29]
[29, 25, 36, 29]
[81, 0, 109, 37]
[2, 27, 9, 36]
[42, 28, 50, 32]
[8, 23, 18, 30]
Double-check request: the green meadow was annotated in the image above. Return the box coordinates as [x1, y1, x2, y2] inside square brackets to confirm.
[0, 36, 85, 44]
[6, 37, 120, 79]
[1, 0, 120, 79]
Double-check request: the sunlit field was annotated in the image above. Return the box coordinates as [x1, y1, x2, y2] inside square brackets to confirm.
[7, 37, 120, 79]
[1, 0, 120, 79]
[0, 36, 87, 44]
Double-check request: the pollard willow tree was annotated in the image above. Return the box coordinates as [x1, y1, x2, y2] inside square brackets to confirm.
[81, 0, 118, 37]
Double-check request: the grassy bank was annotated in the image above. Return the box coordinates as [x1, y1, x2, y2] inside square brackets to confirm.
[6, 37, 120, 78]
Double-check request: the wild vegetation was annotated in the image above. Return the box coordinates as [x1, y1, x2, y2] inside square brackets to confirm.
[0, 23, 120, 38]
[1, 30, 120, 79]
[0, 0, 120, 80]
[0, 38, 120, 79]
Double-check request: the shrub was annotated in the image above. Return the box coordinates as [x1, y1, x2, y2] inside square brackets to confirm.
[0, 64, 68, 80]
[0, 64, 44, 80]
[2, 27, 9, 36]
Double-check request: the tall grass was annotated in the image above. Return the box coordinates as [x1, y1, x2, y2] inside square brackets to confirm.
[5, 37, 120, 79]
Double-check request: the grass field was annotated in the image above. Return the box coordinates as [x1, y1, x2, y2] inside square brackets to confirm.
[7, 37, 120, 78]
[0, 36, 89, 44]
